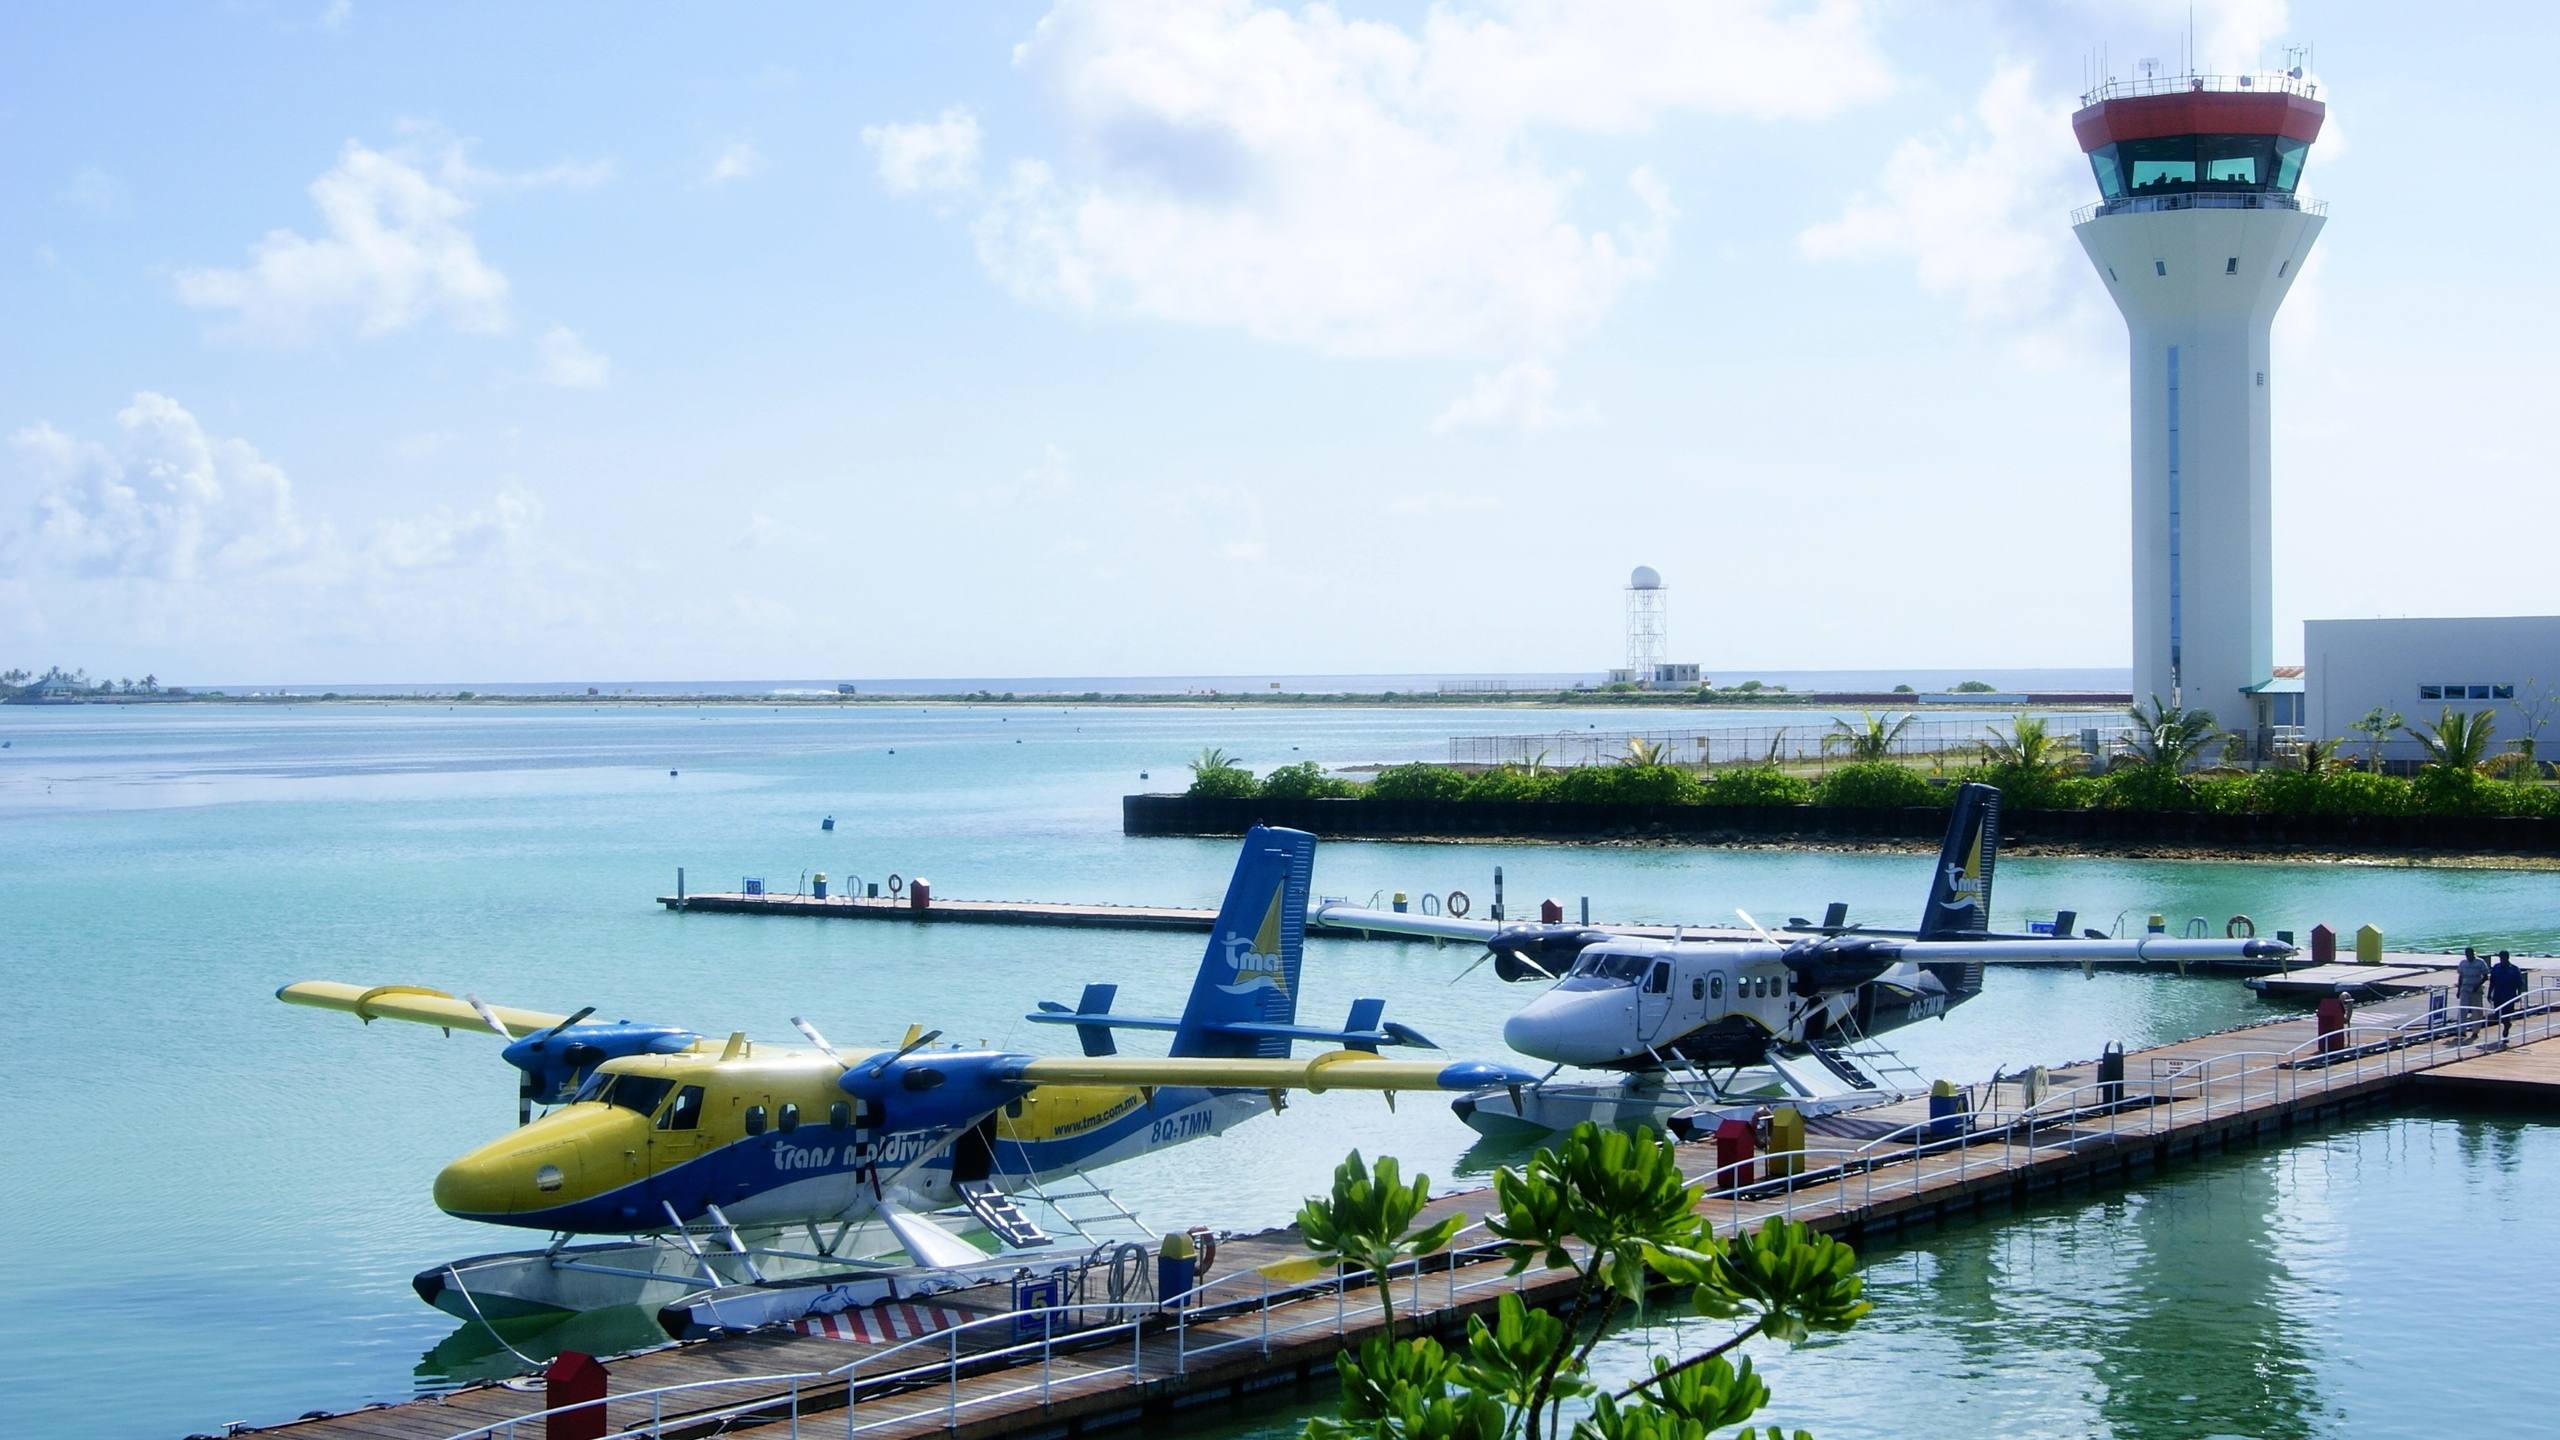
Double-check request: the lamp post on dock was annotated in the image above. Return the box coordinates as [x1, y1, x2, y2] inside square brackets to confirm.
[2070, 69, 2326, 743]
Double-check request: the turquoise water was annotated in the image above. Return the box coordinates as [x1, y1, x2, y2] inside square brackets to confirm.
[1151, 1107, 2560, 1440]
[1, 704, 2553, 1438]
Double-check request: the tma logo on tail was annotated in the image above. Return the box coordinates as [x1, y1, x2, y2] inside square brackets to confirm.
[1218, 886, 1291, 996]
[1919, 784, 2000, 940]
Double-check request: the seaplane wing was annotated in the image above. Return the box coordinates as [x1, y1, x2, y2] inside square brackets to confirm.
[1011, 1051, 1524, 1093]
[278, 981, 567, 1036]
[1309, 908, 1504, 942]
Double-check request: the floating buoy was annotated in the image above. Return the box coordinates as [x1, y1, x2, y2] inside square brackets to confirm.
[822, 815, 836, 831]
[670, 769, 679, 777]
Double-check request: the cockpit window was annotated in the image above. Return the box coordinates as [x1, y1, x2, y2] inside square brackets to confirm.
[603, 1075, 676, 1116]
[1644, 962, 1670, 995]
[1569, 952, 1653, 983]
[659, 1085, 705, 1131]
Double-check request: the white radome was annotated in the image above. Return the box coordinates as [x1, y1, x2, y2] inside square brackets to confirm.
[1628, 566, 1662, 590]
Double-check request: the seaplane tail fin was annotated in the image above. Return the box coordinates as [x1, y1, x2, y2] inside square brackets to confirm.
[1171, 824, 1315, 1058]
[1915, 783, 2000, 941]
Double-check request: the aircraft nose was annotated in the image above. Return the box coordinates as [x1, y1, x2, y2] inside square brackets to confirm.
[433, 1113, 618, 1219]
[1503, 993, 1632, 1067]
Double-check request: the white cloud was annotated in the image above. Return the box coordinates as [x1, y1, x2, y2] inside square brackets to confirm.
[371, 489, 538, 570]
[175, 141, 511, 343]
[536, 326, 611, 389]
[319, 0, 352, 30]
[1798, 61, 2087, 333]
[1430, 358, 1596, 433]
[62, 166, 127, 218]
[12, 393, 325, 582]
[879, 0, 1891, 358]
[864, 108, 982, 194]
[5, 395, 589, 652]
[706, 141, 767, 186]
[960, 443, 1078, 509]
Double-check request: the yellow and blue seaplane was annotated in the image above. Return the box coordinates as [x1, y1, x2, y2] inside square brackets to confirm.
[280, 826, 1530, 1331]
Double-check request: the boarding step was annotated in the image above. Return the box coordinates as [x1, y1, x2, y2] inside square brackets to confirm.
[957, 1181, 1055, 1249]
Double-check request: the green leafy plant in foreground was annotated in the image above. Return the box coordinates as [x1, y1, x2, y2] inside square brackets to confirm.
[1298, 1152, 1466, 1333]
[1303, 1124, 1868, 1440]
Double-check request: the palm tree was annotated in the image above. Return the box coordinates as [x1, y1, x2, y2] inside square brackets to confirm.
[1190, 746, 1236, 777]
[2119, 696, 2223, 773]
[1824, 711, 1915, 764]
[2281, 736, 2343, 775]
[1981, 715, 2065, 774]
[2401, 707, 2496, 772]
[1620, 737, 1673, 767]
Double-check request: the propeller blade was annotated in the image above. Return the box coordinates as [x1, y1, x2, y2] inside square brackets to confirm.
[791, 1016, 846, 1067]
[463, 994, 515, 1041]
[862, 1027, 945, 1076]
[536, 1006, 597, 1042]
[1449, 951, 1498, 985]
[1735, 909, 1781, 946]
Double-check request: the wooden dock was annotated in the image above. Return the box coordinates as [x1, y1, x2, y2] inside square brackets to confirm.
[248, 991, 2560, 1440]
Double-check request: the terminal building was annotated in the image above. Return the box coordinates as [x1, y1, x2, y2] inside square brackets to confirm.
[2303, 616, 2560, 764]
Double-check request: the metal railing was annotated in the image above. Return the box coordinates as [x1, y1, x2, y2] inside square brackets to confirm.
[1449, 719, 2134, 773]
[440, 989, 2560, 1440]
[2080, 72, 2319, 105]
[2073, 192, 2329, 225]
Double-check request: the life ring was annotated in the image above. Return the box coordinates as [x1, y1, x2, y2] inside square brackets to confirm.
[887, 874, 904, 897]
[2226, 915, 2256, 939]
[1419, 893, 1441, 916]
[1447, 890, 1471, 919]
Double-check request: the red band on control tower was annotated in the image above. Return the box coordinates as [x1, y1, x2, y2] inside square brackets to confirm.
[2071, 91, 2324, 153]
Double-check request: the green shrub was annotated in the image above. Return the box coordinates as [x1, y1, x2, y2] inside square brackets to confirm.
[2097, 764, 2191, 811]
[2192, 775, 2256, 814]
[1463, 768, 1562, 802]
[2307, 770, 2410, 815]
[2042, 776, 2102, 810]
[1552, 764, 1701, 805]
[1186, 764, 1259, 799]
[1698, 765, 1813, 807]
[2409, 766, 2493, 816]
[1971, 759, 2080, 811]
[1813, 762, 1935, 808]
[1258, 761, 1357, 800]
[1366, 762, 1472, 802]
[2488, 781, 2560, 817]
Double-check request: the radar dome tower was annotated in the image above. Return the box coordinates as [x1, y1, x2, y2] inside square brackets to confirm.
[2071, 70, 2325, 733]
[1624, 566, 1666, 689]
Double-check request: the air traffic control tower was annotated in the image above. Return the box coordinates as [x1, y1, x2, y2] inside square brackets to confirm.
[2071, 74, 2325, 735]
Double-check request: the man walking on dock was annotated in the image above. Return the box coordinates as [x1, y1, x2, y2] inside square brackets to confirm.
[2490, 951, 2527, 1042]
[2456, 948, 2491, 1041]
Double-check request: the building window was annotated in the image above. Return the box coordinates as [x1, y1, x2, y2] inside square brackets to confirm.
[2424, 683, 2515, 702]
[2495, 685, 2516, 699]
[2226, 257, 2239, 274]
[2155, 260, 2167, 276]
[2421, 686, 2440, 700]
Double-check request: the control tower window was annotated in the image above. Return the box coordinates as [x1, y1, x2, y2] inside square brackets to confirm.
[2089, 135, 2306, 198]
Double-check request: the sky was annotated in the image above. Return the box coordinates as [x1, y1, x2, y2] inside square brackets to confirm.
[3, 1, 2553, 686]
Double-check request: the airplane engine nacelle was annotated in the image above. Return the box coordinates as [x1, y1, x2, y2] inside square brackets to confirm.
[503, 1023, 698, 1106]
[838, 1050, 1034, 1133]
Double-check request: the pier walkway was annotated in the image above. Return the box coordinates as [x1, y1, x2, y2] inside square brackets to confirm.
[253, 988, 2560, 1440]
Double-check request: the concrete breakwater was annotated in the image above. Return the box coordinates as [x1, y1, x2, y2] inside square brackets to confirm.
[1123, 794, 2560, 855]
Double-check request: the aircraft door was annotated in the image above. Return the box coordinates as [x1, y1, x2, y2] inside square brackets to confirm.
[646, 1084, 710, 1175]
[1638, 959, 1675, 1043]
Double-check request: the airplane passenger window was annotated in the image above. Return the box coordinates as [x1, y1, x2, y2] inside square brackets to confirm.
[1645, 962, 1670, 994]
[1710, 975, 1724, 1000]
[829, 1101, 852, 1131]
[608, 1076, 675, 1117]
[743, 1104, 767, 1136]
[778, 1103, 800, 1134]
[1692, 976, 1705, 1000]
[660, 1084, 705, 1130]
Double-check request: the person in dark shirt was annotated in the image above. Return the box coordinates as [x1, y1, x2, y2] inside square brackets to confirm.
[2489, 950, 2528, 1041]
